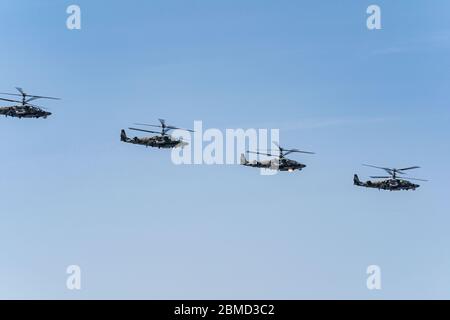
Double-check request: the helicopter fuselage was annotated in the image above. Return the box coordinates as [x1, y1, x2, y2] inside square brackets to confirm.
[121, 130, 187, 149]
[0, 105, 51, 119]
[354, 175, 419, 191]
[241, 154, 306, 172]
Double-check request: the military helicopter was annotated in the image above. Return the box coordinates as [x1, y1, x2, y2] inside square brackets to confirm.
[0, 87, 60, 119]
[121, 119, 194, 149]
[241, 142, 315, 172]
[354, 164, 427, 191]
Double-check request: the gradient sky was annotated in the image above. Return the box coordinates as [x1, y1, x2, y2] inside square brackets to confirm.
[0, 0, 449, 299]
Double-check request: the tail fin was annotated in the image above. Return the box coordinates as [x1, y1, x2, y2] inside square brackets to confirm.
[121, 129, 127, 142]
[353, 174, 362, 186]
[240, 153, 247, 165]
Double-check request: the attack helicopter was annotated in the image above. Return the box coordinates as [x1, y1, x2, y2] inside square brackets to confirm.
[241, 142, 315, 172]
[121, 119, 194, 149]
[0, 87, 60, 119]
[354, 164, 427, 191]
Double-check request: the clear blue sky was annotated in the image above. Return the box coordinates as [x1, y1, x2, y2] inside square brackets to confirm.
[0, 0, 449, 299]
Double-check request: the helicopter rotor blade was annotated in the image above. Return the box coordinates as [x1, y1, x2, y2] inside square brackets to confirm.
[133, 123, 163, 128]
[362, 164, 395, 175]
[397, 166, 421, 172]
[25, 97, 39, 103]
[165, 126, 195, 133]
[158, 119, 166, 127]
[0, 97, 22, 104]
[0, 92, 23, 98]
[247, 151, 276, 157]
[128, 128, 161, 134]
[284, 149, 315, 156]
[16, 87, 25, 96]
[370, 176, 391, 179]
[25, 95, 60, 102]
[133, 123, 195, 133]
